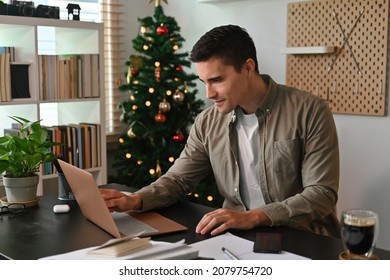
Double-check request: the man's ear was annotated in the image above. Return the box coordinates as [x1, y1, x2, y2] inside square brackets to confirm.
[244, 58, 255, 75]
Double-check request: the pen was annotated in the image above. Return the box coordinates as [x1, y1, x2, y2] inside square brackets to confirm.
[222, 247, 239, 260]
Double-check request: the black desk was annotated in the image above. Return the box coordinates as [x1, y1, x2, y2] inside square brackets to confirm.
[1, 185, 390, 260]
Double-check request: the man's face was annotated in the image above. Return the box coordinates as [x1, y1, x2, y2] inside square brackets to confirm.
[195, 57, 248, 114]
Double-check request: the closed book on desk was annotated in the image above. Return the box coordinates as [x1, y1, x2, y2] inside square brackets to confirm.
[88, 236, 151, 257]
[40, 240, 198, 260]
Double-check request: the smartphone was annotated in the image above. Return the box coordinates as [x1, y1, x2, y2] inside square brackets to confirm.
[253, 232, 282, 254]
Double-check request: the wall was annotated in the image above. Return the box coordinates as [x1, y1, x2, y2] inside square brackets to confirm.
[119, 0, 390, 251]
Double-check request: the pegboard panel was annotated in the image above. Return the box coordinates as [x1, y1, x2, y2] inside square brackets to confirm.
[285, 0, 389, 115]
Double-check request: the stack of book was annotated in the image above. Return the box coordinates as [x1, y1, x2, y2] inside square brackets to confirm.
[0, 46, 14, 102]
[38, 54, 100, 100]
[46, 122, 101, 174]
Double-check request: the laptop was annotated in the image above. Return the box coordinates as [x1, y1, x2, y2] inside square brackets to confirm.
[57, 159, 187, 238]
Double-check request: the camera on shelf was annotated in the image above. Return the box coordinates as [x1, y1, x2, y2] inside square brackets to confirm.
[0, 3, 7, 15]
[35, 5, 59, 19]
[7, 0, 35, 17]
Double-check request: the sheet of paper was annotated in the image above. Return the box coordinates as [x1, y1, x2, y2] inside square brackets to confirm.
[190, 232, 310, 260]
[39, 240, 197, 260]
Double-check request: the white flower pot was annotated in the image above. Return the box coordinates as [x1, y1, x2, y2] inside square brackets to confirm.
[3, 175, 39, 203]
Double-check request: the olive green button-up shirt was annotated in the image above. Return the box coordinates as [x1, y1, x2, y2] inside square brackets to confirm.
[137, 75, 340, 237]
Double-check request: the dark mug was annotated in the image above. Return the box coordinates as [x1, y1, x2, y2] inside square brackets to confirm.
[340, 209, 379, 259]
[58, 173, 75, 201]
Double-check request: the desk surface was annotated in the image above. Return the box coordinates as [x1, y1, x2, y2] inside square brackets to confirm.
[1, 184, 390, 260]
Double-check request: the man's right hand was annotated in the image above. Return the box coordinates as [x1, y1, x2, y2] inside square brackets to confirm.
[100, 189, 142, 212]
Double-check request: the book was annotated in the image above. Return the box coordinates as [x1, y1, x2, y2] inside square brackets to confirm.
[68, 124, 85, 168]
[88, 236, 152, 257]
[0, 47, 15, 63]
[80, 122, 101, 167]
[91, 54, 100, 97]
[0, 53, 11, 102]
[0, 53, 4, 102]
[82, 54, 92, 98]
[10, 64, 30, 99]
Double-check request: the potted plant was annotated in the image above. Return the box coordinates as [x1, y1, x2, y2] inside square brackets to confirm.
[0, 116, 60, 204]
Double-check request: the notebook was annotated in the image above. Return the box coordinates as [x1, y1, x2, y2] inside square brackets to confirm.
[57, 159, 187, 238]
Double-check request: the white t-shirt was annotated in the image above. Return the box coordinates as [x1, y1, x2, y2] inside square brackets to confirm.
[235, 107, 266, 209]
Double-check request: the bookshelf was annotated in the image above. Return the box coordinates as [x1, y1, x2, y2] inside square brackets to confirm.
[0, 15, 106, 196]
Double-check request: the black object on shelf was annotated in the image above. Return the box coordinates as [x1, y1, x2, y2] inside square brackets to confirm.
[10, 64, 30, 99]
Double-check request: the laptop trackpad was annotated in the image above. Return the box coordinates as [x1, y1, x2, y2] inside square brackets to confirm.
[112, 212, 158, 236]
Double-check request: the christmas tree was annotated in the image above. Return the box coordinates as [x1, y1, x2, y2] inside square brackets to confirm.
[110, 0, 223, 207]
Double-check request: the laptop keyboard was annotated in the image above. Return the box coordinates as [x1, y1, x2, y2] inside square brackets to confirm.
[112, 212, 158, 236]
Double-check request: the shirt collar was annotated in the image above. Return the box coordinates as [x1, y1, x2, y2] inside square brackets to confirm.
[229, 74, 278, 124]
[257, 74, 278, 116]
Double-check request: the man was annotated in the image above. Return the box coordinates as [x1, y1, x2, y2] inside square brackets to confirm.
[102, 25, 340, 237]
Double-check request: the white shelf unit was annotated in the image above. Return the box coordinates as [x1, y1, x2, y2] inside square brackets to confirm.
[0, 15, 107, 195]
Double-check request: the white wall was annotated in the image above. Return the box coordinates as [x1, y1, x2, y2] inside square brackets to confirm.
[122, 0, 390, 251]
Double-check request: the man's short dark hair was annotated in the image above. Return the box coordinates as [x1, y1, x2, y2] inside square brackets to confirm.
[189, 25, 259, 73]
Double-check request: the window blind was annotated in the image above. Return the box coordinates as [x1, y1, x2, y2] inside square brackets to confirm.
[101, 0, 125, 143]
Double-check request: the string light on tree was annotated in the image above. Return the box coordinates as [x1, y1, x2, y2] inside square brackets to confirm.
[155, 160, 162, 177]
[155, 61, 161, 82]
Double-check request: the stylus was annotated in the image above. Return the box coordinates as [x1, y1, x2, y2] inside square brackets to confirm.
[222, 247, 239, 260]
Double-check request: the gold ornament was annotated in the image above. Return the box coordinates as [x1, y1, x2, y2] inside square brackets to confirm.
[159, 99, 171, 113]
[127, 55, 142, 82]
[148, 0, 168, 7]
[127, 128, 136, 139]
[173, 89, 185, 103]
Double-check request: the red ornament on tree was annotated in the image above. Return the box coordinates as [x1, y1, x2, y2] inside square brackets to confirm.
[175, 65, 183, 71]
[155, 112, 166, 123]
[172, 131, 185, 142]
[156, 25, 169, 35]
